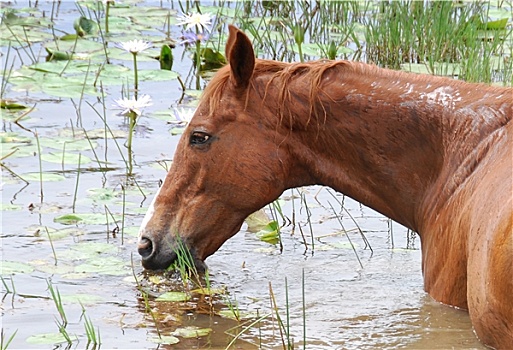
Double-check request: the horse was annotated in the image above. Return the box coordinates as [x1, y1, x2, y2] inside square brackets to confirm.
[138, 25, 512, 348]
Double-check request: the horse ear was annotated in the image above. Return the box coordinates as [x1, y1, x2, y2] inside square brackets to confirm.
[226, 25, 255, 90]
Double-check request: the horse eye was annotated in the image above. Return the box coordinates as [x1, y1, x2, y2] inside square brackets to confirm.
[190, 131, 211, 145]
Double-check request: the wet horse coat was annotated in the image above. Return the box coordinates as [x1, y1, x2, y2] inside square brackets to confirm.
[139, 26, 512, 348]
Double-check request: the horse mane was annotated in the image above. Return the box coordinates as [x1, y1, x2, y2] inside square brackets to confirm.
[203, 58, 511, 129]
[203, 58, 350, 128]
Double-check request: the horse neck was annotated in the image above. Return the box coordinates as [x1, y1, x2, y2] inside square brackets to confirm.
[258, 61, 510, 231]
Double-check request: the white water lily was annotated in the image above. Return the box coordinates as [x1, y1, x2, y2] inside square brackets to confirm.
[113, 95, 152, 117]
[170, 107, 195, 126]
[115, 39, 152, 54]
[176, 12, 212, 32]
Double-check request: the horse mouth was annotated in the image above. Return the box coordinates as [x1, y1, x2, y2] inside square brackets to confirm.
[138, 236, 207, 272]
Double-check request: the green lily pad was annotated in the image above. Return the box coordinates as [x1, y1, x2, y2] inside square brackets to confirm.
[1, 261, 35, 275]
[72, 242, 118, 255]
[155, 291, 190, 302]
[41, 152, 92, 165]
[191, 287, 226, 296]
[74, 16, 99, 37]
[31, 260, 75, 275]
[38, 137, 97, 151]
[218, 309, 257, 321]
[26, 333, 69, 345]
[479, 18, 508, 30]
[137, 69, 179, 82]
[255, 220, 280, 245]
[60, 293, 104, 304]
[87, 188, 117, 203]
[172, 326, 212, 338]
[54, 214, 83, 225]
[45, 47, 73, 61]
[0, 99, 28, 109]
[147, 335, 180, 345]
[0, 132, 32, 144]
[22, 173, 66, 182]
[1, 203, 23, 211]
[75, 256, 127, 276]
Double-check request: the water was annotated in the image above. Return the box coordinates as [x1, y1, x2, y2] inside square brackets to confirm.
[1, 1, 487, 349]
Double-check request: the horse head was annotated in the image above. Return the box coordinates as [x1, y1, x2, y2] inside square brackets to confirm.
[137, 26, 309, 270]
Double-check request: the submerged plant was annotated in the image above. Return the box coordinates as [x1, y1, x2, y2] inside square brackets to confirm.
[113, 94, 152, 174]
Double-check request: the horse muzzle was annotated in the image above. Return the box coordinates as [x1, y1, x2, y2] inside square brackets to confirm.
[137, 235, 207, 272]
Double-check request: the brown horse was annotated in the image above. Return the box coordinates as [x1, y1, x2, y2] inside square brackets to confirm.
[138, 25, 512, 348]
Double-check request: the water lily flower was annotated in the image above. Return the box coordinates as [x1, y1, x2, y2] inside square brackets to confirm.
[113, 94, 152, 117]
[115, 39, 152, 54]
[180, 31, 210, 46]
[170, 107, 195, 126]
[176, 12, 212, 32]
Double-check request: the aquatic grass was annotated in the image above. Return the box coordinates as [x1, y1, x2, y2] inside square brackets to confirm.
[46, 280, 67, 326]
[325, 188, 372, 252]
[268, 281, 291, 349]
[168, 234, 203, 288]
[299, 189, 315, 253]
[1, 42, 15, 99]
[34, 130, 44, 203]
[0, 329, 18, 350]
[72, 154, 82, 213]
[363, 0, 511, 83]
[121, 184, 126, 245]
[45, 226, 58, 265]
[327, 201, 363, 269]
[83, 313, 101, 348]
[225, 312, 272, 349]
[224, 294, 241, 322]
[1, 276, 12, 295]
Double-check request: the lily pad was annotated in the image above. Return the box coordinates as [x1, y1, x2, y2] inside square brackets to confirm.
[245, 209, 272, 233]
[60, 293, 104, 304]
[155, 291, 190, 302]
[26, 333, 69, 345]
[147, 335, 180, 345]
[255, 220, 280, 245]
[72, 242, 118, 255]
[41, 152, 92, 165]
[87, 188, 117, 203]
[54, 214, 84, 225]
[1, 261, 35, 275]
[22, 172, 66, 182]
[75, 256, 127, 276]
[38, 137, 98, 151]
[1, 203, 23, 211]
[172, 326, 212, 338]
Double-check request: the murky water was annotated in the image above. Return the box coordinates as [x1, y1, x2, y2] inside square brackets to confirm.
[1, 1, 488, 349]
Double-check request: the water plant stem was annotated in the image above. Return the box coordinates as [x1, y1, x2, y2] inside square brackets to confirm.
[132, 52, 139, 99]
[127, 111, 137, 175]
[34, 131, 44, 203]
[195, 35, 202, 90]
[72, 154, 81, 213]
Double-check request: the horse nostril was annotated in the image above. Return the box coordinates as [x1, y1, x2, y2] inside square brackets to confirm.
[138, 237, 153, 258]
